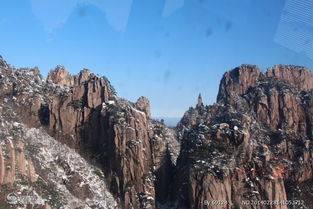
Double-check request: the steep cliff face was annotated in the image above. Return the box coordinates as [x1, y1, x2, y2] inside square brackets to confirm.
[0, 64, 118, 209]
[217, 64, 313, 136]
[176, 65, 313, 209]
[0, 58, 179, 209]
[46, 67, 178, 209]
[1, 56, 313, 209]
[47, 67, 114, 147]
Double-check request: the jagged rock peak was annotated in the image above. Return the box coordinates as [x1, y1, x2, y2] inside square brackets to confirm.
[217, 64, 261, 103]
[176, 64, 313, 209]
[78, 68, 91, 83]
[47, 65, 73, 86]
[265, 64, 313, 90]
[135, 96, 151, 117]
[0, 55, 9, 68]
[217, 64, 313, 103]
[197, 93, 203, 107]
[47, 66, 103, 87]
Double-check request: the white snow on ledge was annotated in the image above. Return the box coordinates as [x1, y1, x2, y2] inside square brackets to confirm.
[131, 107, 146, 116]
[25, 127, 119, 209]
[108, 100, 115, 105]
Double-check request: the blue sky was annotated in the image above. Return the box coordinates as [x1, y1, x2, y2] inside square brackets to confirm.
[0, 0, 313, 118]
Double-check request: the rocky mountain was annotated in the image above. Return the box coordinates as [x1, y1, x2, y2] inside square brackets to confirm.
[0, 56, 312, 209]
[0, 56, 179, 209]
[176, 65, 313, 209]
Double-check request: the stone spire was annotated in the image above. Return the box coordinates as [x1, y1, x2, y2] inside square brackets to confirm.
[197, 93, 203, 107]
[0, 55, 8, 67]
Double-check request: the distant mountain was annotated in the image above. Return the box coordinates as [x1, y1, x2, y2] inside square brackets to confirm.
[152, 117, 181, 127]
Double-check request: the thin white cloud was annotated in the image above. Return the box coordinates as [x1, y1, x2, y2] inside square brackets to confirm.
[91, 0, 133, 31]
[30, 0, 133, 34]
[30, 0, 77, 33]
[162, 0, 184, 17]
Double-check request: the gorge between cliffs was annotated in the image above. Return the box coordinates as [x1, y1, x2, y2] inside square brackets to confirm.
[0, 56, 313, 209]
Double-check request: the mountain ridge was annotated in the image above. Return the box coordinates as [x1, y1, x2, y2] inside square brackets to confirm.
[0, 56, 313, 209]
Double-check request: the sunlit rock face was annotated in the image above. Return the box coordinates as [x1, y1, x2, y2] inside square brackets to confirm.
[0, 57, 179, 209]
[217, 64, 313, 136]
[175, 65, 313, 209]
[46, 67, 178, 209]
[1, 55, 313, 209]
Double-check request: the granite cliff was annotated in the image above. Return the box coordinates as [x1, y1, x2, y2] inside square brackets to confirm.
[176, 64, 313, 209]
[0, 56, 179, 209]
[0, 56, 312, 209]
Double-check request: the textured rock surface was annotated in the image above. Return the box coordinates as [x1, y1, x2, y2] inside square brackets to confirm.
[48, 67, 114, 147]
[176, 65, 313, 209]
[0, 64, 119, 208]
[47, 66, 74, 87]
[46, 67, 178, 208]
[0, 57, 179, 209]
[217, 64, 313, 136]
[1, 56, 313, 209]
[136, 96, 152, 118]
